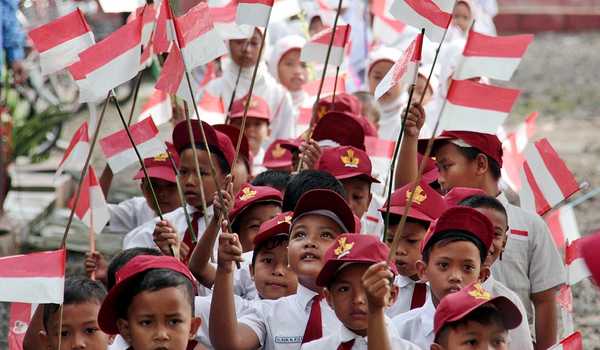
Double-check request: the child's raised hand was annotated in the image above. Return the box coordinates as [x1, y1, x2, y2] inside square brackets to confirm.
[153, 220, 179, 256]
[362, 261, 395, 309]
[84, 251, 108, 284]
[213, 175, 234, 218]
[217, 220, 243, 273]
[402, 102, 426, 138]
[299, 139, 322, 170]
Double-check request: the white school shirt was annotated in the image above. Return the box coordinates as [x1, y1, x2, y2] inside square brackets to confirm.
[108, 335, 129, 350]
[482, 275, 534, 350]
[492, 193, 566, 326]
[253, 146, 267, 176]
[301, 317, 421, 350]
[106, 197, 156, 233]
[392, 293, 435, 350]
[235, 250, 258, 300]
[361, 194, 384, 237]
[239, 284, 341, 349]
[386, 275, 431, 318]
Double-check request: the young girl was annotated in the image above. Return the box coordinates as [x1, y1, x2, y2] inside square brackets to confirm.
[268, 35, 308, 110]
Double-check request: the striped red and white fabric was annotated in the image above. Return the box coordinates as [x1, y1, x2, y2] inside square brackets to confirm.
[209, 1, 254, 40]
[236, 0, 274, 27]
[455, 28, 534, 81]
[431, 0, 454, 12]
[155, 46, 196, 103]
[198, 91, 226, 125]
[303, 75, 347, 101]
[374, 32, 423, 100]
[154, 0, 176, 54]
[436, 79, 520, 135]
[99, 117, 166, 173]
[549, 332, 583, 350]
[98, 0, 145, 13]
[501, 111, 538, 191]
[301, 24, 352, 67]
[7, 303, 37, 350]
[389, 0, 451, 42]
[519, 138, 580, 216]
[365, 136, 395, 191]
[271, 0, 301, 22]
[55, 121, 89, 178]
[544, 205, 581, 250]
[371, 0, 408, 46]
[70, 166, 110, 234]
[138, 89, 172, 126]
[0, 249, 65, 304]
[565, 238, 591, 286]
[28, 9, 95, 76]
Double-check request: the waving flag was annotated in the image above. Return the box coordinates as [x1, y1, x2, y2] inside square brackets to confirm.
[99, 117, 166, 173]
[8, 303, 37, 350]
[70, 167, 110, 234]
[374, 33, 423, 100]
[98, 0, 145, 13]
[389, 0, 451, 42]
[139, 89, 172, 125]
[271, 0, 301, 22]
[549, 332, 583, 350]
[236, 0, 274, 27]
[55, 122, 90, 178]
[301, 24, 352, 67]
[303, 75, 347, 101]
[154, 0, 176, 54]
[198, 92, 225, 125]
[545, 205, 581, 250]
[155, 47, 196, 103]
[501, 112, 538, 191]
[210, 1, 254, 40]
[365, 136, 395, 187]
[565, 238, 591, 286]
[519, 138, 580, 216]
[28, 9, 95, 76]
[455, 29, 534, 81]
[371, 0, 408, 46]
[0, 249, 65, 304]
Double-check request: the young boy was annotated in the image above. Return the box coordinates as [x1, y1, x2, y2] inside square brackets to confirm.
[392, 206, 494, 349]
[97, 255, 201, 350]
[301, 233, 420, 350]
[431, 282, 523, 350]
[39, 276, 112, 350]
[209, 188, 356, 349]
[379, 180, 447, 317]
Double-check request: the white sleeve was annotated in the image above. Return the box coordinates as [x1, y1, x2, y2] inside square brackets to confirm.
[122, 219, 159, 249]
[107, 198, 143, 233]
[238, 302, 268, 347]
[528, 214, 566, 293]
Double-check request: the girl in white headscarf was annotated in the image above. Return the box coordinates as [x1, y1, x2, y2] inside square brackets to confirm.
[446, 0, 493, 43]
[268, 35, 308, 110]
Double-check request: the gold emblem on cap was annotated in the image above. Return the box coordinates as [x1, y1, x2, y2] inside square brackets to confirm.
[317, 106, 329, 120]
[340, 149, 359, 168]
[271, 144, 286, 158]
[154, 152, 169, 162]
[334, 237, 354, 259]
[277, 215, 292, 224]
[244, 96, 258, 108]
[406, 185, 427, 205]
[468, 283, 492, 300]
[239, 187, 257, 201]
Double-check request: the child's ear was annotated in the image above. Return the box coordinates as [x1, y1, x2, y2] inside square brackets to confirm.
[430, 343, 444, 350]
[324, 288, 334, 309]
[475, 153, 489, 176]
[479, 265, 491, 283]
[416, 260, 428, 282]
[116, 319, 132, 344]
[189, 317, 202, 340]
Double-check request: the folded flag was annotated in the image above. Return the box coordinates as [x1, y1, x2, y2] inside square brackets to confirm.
[519, 138, 580, 216]
[566, 238, 591, 286]
[99, 117, 166, 173]
[8, 303, 37, 350]
[210, 1, 254, 40]
[455, 29, 534, 81]
[236, 0, 275, 27]
[138, 89, 172, 125]
[55, 121, 90, 178]
[198, 91, 225, 125]
[0, 249, 65, 304]
[390, 0, 451, 42]
[70, 166, 110, 234]
[28, 9, 95, 76]
[436, 79, 520, 135]
[155, 46, 196, 103]
[174, 2, 227, 71]
[545, 205, 581, 250]
[301, 24, 352, 67]
[501, 111, 538, 191]
[374, 32, 423, 100]
[549, 332, 583, 350]
[154, 0, 177, 54]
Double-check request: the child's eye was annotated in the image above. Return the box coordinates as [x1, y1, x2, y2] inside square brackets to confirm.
[61, 330, 70, 338]
[320, 231, 334, 240]
[290, 231, 306, 240]
[462, 338, 478, 346]
[407, 239, 419, 245]
[336, 285, 350, 293]
[168, 318, 183, 326]
[464, 264, 475, 272]
[84, 327, 98, 335]
[139, 319, 152, 326]
[260, 257, 273, 264]
[437, 262, 449, 270]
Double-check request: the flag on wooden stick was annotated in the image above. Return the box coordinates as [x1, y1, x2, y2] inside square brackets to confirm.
[155, 47, 196, 103]
[565, 238, 591, 286]
[301, 24, 352, 67]
[69, 166, 110, 234]
[139, 89, 172, 125]
[549, 332, 583, 350]
[389, 0, 451, 42]
[7, 303, 37, 350]
[55, 121, 90, 178]
[544, 205, 580, 250]
[236, 0, 275, 27]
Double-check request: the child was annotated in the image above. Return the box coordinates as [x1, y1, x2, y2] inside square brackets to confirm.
[262, 140, 295, 173]
[209, 188, 356, 349]
[39, 276, 112, 350]
[252, 170, 291, 192]
[268, 35, 308, 109]
[392, 206, 494, 349]
[281, 170, 346, 212]
[97, 255, 201, 350]
[301, 233, 420, 350]
[431, 282, 522, 350]
[379, 180, 447, 316]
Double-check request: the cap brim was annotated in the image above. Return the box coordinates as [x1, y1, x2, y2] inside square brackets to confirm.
[263, 160, 293, 169]
[335, 172, 381, 184]
[132, 166, 176, 183]
[98, 278, 135, 335]
[317, 259, 372, 287]
[417, 135, 455, 155]
[445, 296, 523, 332]
[292, 190, 356, 233]
[253, 223, 290, 247]
[230, 114, 270, 122]
[230, 197, 283, 224]
[379, 205, 435, 223]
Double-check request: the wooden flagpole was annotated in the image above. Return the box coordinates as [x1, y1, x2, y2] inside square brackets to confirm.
[89, 207, 96, 280]
[224, 52, 245, 124]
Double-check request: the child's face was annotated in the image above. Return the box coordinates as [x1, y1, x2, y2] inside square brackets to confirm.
[42, 302, 112, 350]
[368, 60, 402, 104]
[452, 2, 472, 33]
[231, 160, 251, 195]
[386, 221, 428, 279]
[229, 29, 262, 68]
[436, 321, 509, 350]
[288, 215, 343, 286]
[434, 143, 483, 195]
[230, 117, 270, 155]
[417, 241, 483, 303]
[251, 241, 298, 299]
[277, 49, 307, 92]
[474, 208, 508, 269]
[325, 264, 370, 337]
[237, 203, 281, 251]
[414, 74, 433, 106]
[118, 287, 201, 350]
[179, 149, 223, 209]
[141, 178, 180, 215]
[342, 178, 372, 219]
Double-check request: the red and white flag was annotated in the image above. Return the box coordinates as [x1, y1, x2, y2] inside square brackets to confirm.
[139, 89, 172, 125]
[55, 121, 90, 178]
[7, 303, 37, 350]
[565, 238, 591, 286]
[99, 117, 166, 173]
[70, 166, 110, 234]
[519, 138, 580, 216]
[153, 0, 176, 54]
[374, 33, 423, 100]
[28, 9, 95, 76]
[301, 24, 352, 67]
[303, 75, 347, 101]
[545, 205, 581, 250]
[175, 2, 227, 71]
[72, 16, 142, 102]
[198, 92, 225, 125]
[365, 136, 395, 185]
[236, 0, 274, 27]
[501, 111, 538, 191]
[389, 0, 451, 43]
[155, 47, 196, 103]
[210, 1, 254, 40]
[0, 249, 65, 304]
[271, 0, 301, 22]
[98, 0, 145, 13]
[549, 332, 583, 350]
[455, 29, 534, 81]
[435, 79, 520, 135]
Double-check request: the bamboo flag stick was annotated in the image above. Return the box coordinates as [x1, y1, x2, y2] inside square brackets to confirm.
[126, 70, 145, 126]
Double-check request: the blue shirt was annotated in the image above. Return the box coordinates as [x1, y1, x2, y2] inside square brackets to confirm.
[1, 0, 24, 66]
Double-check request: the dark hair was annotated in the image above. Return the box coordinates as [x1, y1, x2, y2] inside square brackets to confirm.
[231, 201, 282, 234]
[459, 195, 507, 220]
[434, 305, 506, 345]
[107, 248, 162, 289]
[456, 147, 501, 180]
[251, 234, 289, 267]
[422, 231, 487, 263]
[282, 170, 346, 211]
[182, 143, 231, 175]
[116, 269, 195, 319]
[383, 216, 429, 243]
[43, 277, 107, 331]
[252, 170, 291, 192]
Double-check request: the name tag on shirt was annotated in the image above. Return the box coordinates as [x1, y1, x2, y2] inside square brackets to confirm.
[274, 336, 303, 344]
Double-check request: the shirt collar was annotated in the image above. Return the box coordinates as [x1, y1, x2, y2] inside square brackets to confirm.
[395, 274, 416, 288]
[338, 316, 393, 344]
[482, 275, 496, 290]
[296, 284, 320, 311]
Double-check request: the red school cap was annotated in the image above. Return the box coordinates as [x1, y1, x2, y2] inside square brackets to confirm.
[132, 142, 179, 183]
[213, 124, 252, 173]
[434, 282, 522, 335]
[263, 139, 293, 170]
[229, 183, 283, 224]
[444, 187, 488, 207]
[317, 146, 380, 183]
[418, 131, 503, 167]
[580, 232, 600, 287]
[253, 211, 293, 247]
[229, 94, 272, 122]
[172, 120, 236, 169]
[316, 233, 398, 286]
[292, 189, 356, 234]
[98, 255, 197, 335]
[379, 180, 446, 223]
[418, 153, 440, 186]
[316, 93, 378, 137]
[312, 111, 366, 151]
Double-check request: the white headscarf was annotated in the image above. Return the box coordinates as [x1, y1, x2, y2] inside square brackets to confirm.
[268, 35, 307, 82]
